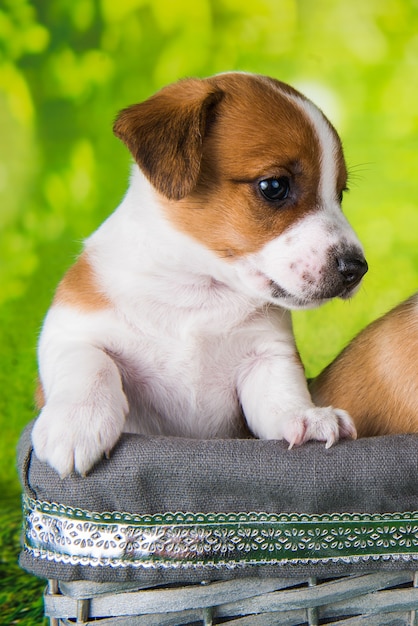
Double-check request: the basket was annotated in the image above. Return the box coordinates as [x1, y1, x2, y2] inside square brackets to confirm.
[18, 422, 418, 624]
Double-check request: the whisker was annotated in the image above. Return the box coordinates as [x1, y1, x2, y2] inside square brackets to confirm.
[347, 162, 373, 186]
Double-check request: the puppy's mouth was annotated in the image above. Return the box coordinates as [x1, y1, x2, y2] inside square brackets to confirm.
[269, 273, 365, 310]
[268, 281, 329, 309]
[236, 250, 367, 310]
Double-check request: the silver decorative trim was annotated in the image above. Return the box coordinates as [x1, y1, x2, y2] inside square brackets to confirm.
[22, 496, 418, 570]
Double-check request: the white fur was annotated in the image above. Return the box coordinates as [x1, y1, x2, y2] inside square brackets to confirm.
[32, 79, 365, 477]
[293, 95, 340, 202]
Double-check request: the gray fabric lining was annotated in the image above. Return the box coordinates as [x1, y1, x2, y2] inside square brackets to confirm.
[18, 421, 418, 582]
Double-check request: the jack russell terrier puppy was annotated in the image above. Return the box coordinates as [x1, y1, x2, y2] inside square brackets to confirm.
[32, 72, 368, 477]
[311, 292, 418, 436]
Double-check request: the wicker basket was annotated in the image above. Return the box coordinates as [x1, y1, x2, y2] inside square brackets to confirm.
[18, 422, 418, 625]
[43, 571, 418, 625]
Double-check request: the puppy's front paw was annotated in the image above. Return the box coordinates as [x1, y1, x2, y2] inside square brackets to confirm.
[31, 393, 128, 477]
[271, 406, 356, 449]
[261, 406, 357, 449]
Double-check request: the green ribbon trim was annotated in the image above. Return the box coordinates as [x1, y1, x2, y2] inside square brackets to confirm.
[22, 495, 418, 569]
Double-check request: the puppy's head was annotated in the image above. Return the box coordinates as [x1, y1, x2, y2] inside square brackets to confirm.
[114, 73, 367, 309]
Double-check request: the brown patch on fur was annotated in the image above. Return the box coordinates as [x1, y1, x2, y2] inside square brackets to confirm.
[310, 294, 418, 436]
[35, 379, 45, 409]
[114, 73, 347, 258]
[54, 253, 111, 311]
[113, 79, 224, 201]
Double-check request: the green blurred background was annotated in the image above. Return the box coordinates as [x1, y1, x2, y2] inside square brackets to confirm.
[1, 0, 417, 622]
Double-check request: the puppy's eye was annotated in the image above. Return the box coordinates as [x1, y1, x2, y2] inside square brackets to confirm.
[338, 186, 349, 203]
[258, 177, 290, 202]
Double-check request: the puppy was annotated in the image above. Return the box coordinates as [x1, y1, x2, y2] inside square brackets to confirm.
[310, 293, 418, 436]
[32, 72, 368, 477]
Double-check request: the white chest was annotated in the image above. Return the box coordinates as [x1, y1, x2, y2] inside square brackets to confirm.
[115, 322, 251, 438]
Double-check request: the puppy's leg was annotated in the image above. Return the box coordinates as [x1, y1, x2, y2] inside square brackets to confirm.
[32, 340, 128, 477]
[237, 350, 356, 448]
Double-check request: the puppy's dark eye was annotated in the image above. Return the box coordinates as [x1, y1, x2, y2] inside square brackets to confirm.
[259, 177, 290, 202]
[338, 186, 349, 203]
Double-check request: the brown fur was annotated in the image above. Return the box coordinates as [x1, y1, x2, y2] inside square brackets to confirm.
[54, 252, 111, 311]
[113, 79, 224, 201]
[114, 73, 347, 259]
[310, 293, 418, 436]
[35, 379, 45, 410]
[35, 253, 110, 409]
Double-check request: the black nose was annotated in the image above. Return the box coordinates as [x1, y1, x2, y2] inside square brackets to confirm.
[337, 255, 368, 286]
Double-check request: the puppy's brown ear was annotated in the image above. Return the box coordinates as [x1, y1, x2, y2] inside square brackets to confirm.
[113, 79, 224, 201]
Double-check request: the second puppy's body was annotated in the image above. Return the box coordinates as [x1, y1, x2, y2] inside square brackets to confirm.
[311, 293, 418, 436]
[33, 73, 367, 477]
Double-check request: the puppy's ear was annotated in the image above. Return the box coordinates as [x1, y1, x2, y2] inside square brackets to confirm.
[113, 79, 224, 201]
